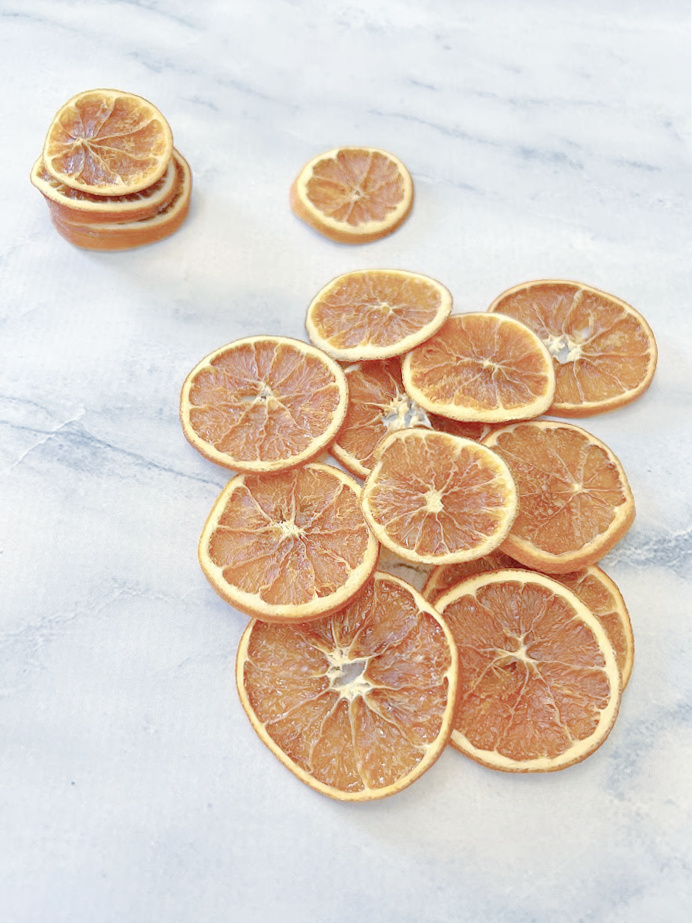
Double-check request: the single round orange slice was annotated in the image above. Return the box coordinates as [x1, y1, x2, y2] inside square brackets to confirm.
[31, 152, 178, 224]
[180, 335, 348, 473]
[306, 269, 452, 360]
[402, 312, 556, 423]
[236, 571, 458, 800]
[483, 420, 635, 574]
[199, 462, 379, 622]
[42, 88, 173, 195]
[361, 429, 518, 565]
[487, 280, 658, 416]
[290, 146, 414, 244]
[423, 556, 634, 689]
[436, 569, 621, 771]
[49, 150, 191, 251]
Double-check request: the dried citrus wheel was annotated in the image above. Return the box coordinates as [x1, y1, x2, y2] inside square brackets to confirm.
[487, 280, 657, 416]
[30, 152, 178, 224]
[423, 556, 634, 689]
[42, 88, 173, 195]
[236, 571, 458, 800]
[435, 569, 621, 772]
[331, 358, 431, 479]
[49, 150, 191, 251]
[305, 269, 452, 361]
[402, 312, 556, 423]
[199, 462, 379, 622]
[361, 429, 518, 565]
[483, 420, 635, 574]
[180, 335, 348, 473]
[290, 146, 414, 244]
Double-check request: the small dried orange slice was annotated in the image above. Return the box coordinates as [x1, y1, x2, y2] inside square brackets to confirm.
[31, 152, 178, 224]
[42, 88, 173, 195]
[487, 280, 657, 416]
[483, 420, 635, 574]
[290, 146, 413, 244]
[361, 429, 518, 565]
[402, 312, 556, 423]
[49, 150, 191, 251]
[423, 556, 634, 689]
[180, 336, 348, 473]
[199, 462, 379, 622]
[236, 571, 458, 800]
[435, 569, 621, 772]
[306, 269, 452, 360]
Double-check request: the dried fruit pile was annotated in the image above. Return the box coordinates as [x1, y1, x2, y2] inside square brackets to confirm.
[179, 148, 657, 801]
[31, 88, 191, 250]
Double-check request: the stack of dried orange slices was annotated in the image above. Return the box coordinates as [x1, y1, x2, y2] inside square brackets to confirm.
[31, 88, 191, 251]
[181, 268, 656, 797]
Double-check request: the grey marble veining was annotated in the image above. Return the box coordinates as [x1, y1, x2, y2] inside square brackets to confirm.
[1, 1, 691, 921]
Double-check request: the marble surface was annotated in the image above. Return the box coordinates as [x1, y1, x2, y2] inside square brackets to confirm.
[1, 1, 691, 920]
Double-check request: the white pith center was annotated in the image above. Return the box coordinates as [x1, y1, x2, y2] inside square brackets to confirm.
[381, 392, 431, 431]
[424, 488, 444, 514]
[277, 519, 303, 539]
[543, 330, 591, 364]
[326, 649, 373, 702]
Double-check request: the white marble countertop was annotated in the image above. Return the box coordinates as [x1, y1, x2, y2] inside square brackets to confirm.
[2, 1, 691, 921]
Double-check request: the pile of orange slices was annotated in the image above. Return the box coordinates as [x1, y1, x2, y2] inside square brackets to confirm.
[181, 252, 657, 800]
[31, 89, 191, 250]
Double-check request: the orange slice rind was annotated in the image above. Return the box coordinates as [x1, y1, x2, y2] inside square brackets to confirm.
[236, 571, 458, 800]
[487, 279, 657, 416]
[290, 146, 414, 244]
[180, 335, 348, 474]
[361, 428, 518, 565]
[436, 569, 622, 772]
[306, 269, 452, 361]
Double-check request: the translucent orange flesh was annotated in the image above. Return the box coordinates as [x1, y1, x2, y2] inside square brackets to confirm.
[188, 341, 343, 463]
[489, 425, 628, 555]
[208, 466, 372, 607]
[241, 577, 453, 792]
[311, 272, 443, 351]
[491, 283, 654, 409]
[405, 314, 552, 416]
[306, 150, 405, 225]
[425, 557, 631, 682]
[443, 579, 612, 761]
[45, 94, 170, 188]
[366, 433, 515, 558]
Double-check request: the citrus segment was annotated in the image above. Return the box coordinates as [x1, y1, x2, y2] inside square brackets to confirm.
[49, 150, 191, 251]
[483, 421, 635, 573]
[290, 147, 413, 244]
[306, 270, 452, 360]
[402, 312, 556, 422]
[42, 89, 173, 195]
[236, 572, 458, 799]
[361, 429, 518, 565]
[436, 569, 621, 771]
[487, 280, 657, 416]
[424, 557, 633, 688]
[199, 462, 379, 622]
[31, 153, 178, 224]
[180, 336, 348, 473]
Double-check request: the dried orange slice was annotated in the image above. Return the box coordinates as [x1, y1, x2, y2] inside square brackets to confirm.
[30, 152, 178, 224]
[49, 150, 191, 251]
[236, 572, 458, 800]
[290, 146, 413, 244]
[306, 269, 452, 360]
[435, 569, 621, 772]
[361, 429, 518, 564]
[424, 556, 634, 688]
[199, 462, 379, 622]
[402, 312, 556, 422]
[43, 89, 173, 196]
[483, 420, 635, 574]
[487, 280, 657, 416]
[180, 336, 348, 473]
